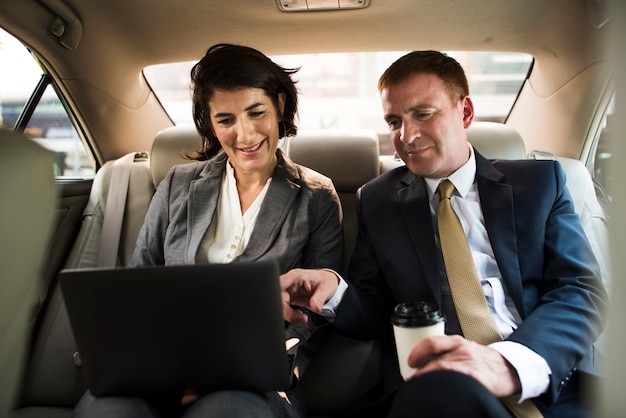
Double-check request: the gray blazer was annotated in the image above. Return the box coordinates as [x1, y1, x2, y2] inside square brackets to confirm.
[130, 150, 343, 363]
[131, 150, 343, 271]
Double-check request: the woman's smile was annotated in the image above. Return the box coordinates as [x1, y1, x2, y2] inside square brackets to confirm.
[238, 138, 267, 154]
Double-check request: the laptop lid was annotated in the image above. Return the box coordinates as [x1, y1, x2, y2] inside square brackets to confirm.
[60, 261, 292, 398]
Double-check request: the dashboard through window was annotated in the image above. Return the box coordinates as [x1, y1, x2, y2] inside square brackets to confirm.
[144, 51, 532, 155]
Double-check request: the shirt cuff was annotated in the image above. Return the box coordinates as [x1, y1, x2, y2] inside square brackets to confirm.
[489, 341, 552, 402]
[319, 269, 348, 320]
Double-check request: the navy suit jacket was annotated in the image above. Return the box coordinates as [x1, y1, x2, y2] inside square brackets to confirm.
[334, 149, 607, 411]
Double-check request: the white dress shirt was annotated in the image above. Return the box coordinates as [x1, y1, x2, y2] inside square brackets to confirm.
[324, 145, 551, 402]
[197, 162, 271, 264]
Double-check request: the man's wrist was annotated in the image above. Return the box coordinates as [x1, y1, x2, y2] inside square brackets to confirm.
[489, 341, 551, 401]
[319, 269, 348, 320]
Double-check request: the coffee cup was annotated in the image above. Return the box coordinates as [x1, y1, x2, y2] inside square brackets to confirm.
[391, 301, 445, 380]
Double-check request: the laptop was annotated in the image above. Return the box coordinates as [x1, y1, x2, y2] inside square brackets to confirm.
[59, 261, 293, 399]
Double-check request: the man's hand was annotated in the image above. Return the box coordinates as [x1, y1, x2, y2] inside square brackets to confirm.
[279, 269, 339, 324]
[407, 335, 522, 398]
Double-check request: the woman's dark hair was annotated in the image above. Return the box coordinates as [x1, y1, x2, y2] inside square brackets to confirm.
[189, 43, 300, 160]
[378, 50, 469, 105]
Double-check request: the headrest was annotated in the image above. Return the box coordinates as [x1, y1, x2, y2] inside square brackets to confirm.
[150, 126, 369, 189]
[287, 129, 380, 191]
[467, 122, 526, 160]
[150, 126, 201, 187]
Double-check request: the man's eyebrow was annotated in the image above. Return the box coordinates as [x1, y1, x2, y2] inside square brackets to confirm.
[408, 104, 436, 113]
[384, 104, 436, 120]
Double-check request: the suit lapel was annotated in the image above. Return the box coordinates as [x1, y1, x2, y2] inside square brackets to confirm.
[397, 171, 442, 306]
[238, 153, 300, 261]
[185, 152, 299, 264]
[475, 152, 525, 315]
[186, 156, 225, 264]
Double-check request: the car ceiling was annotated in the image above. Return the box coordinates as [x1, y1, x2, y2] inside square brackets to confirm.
[0, 0, 613, 163]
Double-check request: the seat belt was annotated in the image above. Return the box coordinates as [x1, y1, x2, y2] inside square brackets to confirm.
[96, 151, 148, 267]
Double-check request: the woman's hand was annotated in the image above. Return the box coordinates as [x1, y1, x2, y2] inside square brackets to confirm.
[181, 389, 199, 406]
[179, 339, 302, 406]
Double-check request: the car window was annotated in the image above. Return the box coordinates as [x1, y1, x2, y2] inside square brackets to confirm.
[144, 51, 532, 155]
[0, 28, 94, 177]
[592, 98, 614, 212]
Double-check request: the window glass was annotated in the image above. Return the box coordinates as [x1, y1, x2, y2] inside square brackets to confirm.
[0, 28, 94, 177]
[592, 97, 614, 212]
[144, 51, 532, 155]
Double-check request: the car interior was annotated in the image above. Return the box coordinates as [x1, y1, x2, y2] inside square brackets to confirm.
[0, 0, 624, 416]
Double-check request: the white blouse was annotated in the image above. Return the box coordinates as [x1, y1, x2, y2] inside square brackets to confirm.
[198, 162, 271, 264]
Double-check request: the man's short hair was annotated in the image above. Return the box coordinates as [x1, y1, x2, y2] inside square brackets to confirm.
[378, 50, 470, 104]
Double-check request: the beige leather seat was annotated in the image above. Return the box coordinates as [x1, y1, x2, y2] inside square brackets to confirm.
[149, 125, 198, 188]
[380, 120, 527, 174]
[554, 157, 611, 293]
[287, 129, 380, 275]
[285, 129, 382, 416]
[0, 131, 56, 415]
[149, 124, 290, 188]
[467, 121, 526, 159]
[552, 156, 611, 352]
[17, 152, 154, 414]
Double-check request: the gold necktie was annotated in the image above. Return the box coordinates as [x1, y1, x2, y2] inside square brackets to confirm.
[436, 180, 543, 418]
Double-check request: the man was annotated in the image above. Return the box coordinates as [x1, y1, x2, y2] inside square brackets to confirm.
[280, 50, 607, 417]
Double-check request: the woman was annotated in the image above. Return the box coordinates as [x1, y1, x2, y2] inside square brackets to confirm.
[73, 43, 343, 418]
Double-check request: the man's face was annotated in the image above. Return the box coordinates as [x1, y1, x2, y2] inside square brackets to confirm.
[381, 73, 474, 179]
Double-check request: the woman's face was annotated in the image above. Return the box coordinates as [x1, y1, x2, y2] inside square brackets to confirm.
[209, 87, 285, 180]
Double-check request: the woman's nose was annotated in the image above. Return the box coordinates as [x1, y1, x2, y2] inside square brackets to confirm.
[236, 118, 257, 141]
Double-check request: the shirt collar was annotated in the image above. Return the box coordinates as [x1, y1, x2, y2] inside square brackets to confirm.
[424, 143, 476, 200]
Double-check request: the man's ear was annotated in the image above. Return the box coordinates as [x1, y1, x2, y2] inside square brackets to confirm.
[461, 96, 474, 128]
